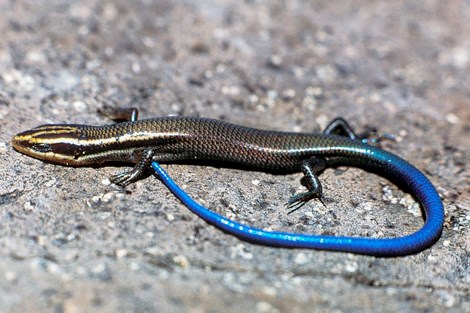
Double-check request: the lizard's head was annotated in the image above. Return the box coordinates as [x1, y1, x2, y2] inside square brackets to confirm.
[12, 124, 88, 166]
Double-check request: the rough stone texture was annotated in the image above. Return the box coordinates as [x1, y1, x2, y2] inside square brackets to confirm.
[1, 1, 469, 312]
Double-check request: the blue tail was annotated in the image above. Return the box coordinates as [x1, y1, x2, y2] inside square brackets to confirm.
[151, 151, 444, 257]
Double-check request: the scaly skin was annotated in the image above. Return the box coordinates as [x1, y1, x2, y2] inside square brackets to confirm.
[12, 116, 444, 256]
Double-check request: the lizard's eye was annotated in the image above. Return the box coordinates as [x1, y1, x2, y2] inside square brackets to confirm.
[33, 143, 52, 153]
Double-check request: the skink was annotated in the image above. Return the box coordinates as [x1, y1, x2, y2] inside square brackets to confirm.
[12, 109, 444, 256]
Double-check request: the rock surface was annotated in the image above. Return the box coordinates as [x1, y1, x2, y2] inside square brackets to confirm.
[1, 1, 469, 312]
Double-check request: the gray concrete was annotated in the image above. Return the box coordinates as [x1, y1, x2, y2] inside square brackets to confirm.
[1, 1, 469, 312]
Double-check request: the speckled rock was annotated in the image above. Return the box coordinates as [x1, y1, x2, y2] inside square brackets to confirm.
[1, 1, 469, 312]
